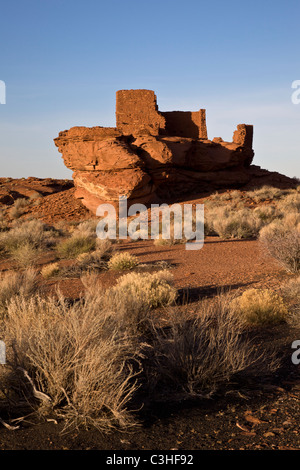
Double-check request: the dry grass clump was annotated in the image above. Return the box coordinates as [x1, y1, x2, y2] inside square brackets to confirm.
[0, 219, 47, 252]
[277, 192, 300, 214]
[76, 241, 114, 272]
[0, 268, 38, 318]
[46, 241, 114, 279]
[205, 190, 243, 203]
[72, 219, 99, 238]
[41, 262, 60, 279]
[3, 292, 140, 432]
[108, 251, 139, 271]
[246, 186, 287, 203]
[57, 234, 96, 259]
[231, 288, 288, 326]
[0, 219, 60, 267]
[81, 272, 151, 335]
[0, 209, 8, 232]
[10, 242, 41, 268]
[153, 236, 185, 246]
[259, 221, 300, 273]
[211, 208, 262, 239]
[94, 238, 115, 259]
[8, 198, 31, 219]
[253, 205, 281, 224]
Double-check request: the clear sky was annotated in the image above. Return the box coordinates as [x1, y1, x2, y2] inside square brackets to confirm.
[0, 0, 299, 179]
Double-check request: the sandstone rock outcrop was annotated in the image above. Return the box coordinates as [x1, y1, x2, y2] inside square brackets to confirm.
[54, 89, 255, 212]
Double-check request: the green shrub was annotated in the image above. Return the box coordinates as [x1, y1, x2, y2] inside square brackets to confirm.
[57, 235, 96, 259]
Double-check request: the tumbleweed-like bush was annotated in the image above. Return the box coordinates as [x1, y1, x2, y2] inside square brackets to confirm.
[259, 221, 300, 273]
[143, 293, 276, 401]
[107, 251, 139, 271]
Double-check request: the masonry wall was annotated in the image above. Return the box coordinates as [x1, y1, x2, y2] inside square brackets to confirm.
[116, 89, 208, 139]
[232, 124, 253, 148]
[116, 89, 166, 136]
[161, 110, 207, 139]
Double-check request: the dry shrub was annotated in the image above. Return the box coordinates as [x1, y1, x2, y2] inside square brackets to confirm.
[95, 238, 114, 259]
[0, 269, 38, 318]
[0, 219, 57, 266]
[143, 294, 274, 401]
[253, 205, 281, 224]
[81, 270, 176, 335]
[259, 221, 300, 273]
[1, 276, 281, 431]
[113, 270, 177, 309]
[231, 288, 288, 326]
[9, 198, 30, 219]
[50, 242, 114, 279]
[280, 276, 300, 327]
[85, 274, 150, 335]
[3, 292, 140, 432]
[108, 251, 139, 271]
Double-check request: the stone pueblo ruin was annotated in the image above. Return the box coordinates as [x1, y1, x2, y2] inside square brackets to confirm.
[54, 89, 286, 214]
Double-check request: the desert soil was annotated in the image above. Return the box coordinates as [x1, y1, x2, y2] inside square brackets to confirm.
[0, 178, 299, 452]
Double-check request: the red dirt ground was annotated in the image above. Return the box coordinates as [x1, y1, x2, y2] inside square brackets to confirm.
[0, 178, 299, 453]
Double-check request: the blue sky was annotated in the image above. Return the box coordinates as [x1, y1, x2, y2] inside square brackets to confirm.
[0, 0, 299, 179]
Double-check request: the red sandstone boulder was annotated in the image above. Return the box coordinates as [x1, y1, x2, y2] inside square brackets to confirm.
[73, 167, 154, 213]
